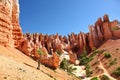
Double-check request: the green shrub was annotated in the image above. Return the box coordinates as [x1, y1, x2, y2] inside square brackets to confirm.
[91, 77, 99, 80]
[60, 58, 77, 74]
[79, 49, 94, 65]
[86, 64, 93, 77]
[79, 56, 93, 65]
[37, 49, 44, 55]
[79, 49, 102, 65]
[60, 58, 68, 70]
[91, 49, 101, 57]
[67, 66, 77, 73]
[113, 66, 120, 76]
[104, 53, 111, 58]
[108, 58, 117, 67]
[37, 49, 45, 70]
[99, 75, 110, 80]
[79, 49, 90, 65]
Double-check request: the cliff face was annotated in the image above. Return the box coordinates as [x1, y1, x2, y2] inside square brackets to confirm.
[0, 0, 23, 47]
[77, 15, 120, 55]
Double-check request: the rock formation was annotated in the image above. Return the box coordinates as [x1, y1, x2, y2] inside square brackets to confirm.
[0, 0, 23, 47]
[0, 1, 120, 69]
[18, 14, 120, 69]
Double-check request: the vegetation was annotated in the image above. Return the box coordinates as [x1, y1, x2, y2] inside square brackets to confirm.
[91, 49, 101, 57]
[79, 49, 89, 65]
[86, 64, 93, 77]
[108, 58, 117, 67]
[104, 53, 111, 58]
[56, 49, 62, 56]
[37, 49, 44, 55]
[79, 56, 93, 65]
[92, 61, 99, 66]
[99, 75, 110, 80]
[37, 49, 44, 70]
[60, 58, 81, 80]
[60, 58, 68, 70]
[79, 49, 105, 77]
[79, 49, 102, 65]
[112, 66, 120, 77]
[91, 77, 99, 80]
[67, 66, 77, 73]
[111, 27, 120, 31]
[60, 58, 77, 74]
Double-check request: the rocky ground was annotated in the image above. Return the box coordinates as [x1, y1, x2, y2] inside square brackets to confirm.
[0, 39, 119, 80]
[89, 39, 120, 80]
[0, 55, 53, 80]
[0, 46, 79, 80]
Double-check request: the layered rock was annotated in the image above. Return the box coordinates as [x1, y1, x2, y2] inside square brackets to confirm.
[40, 52, 60, 69]
[12, 0, 23, 47]
[0, 0, 23, 47]
[77, 32, 87, 57]
[110, 20, 120, 38]
[102, 22, 112, 40]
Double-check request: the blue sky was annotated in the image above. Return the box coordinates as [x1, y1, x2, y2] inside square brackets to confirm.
[19, 0, 120, 36]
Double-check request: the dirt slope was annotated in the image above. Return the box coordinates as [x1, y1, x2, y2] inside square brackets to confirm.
[0, 46, 78, 80]
[89, 38, 120, 79]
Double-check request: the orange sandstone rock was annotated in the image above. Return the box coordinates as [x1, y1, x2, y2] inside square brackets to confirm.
[0, 0, 23, 47]
[102, 22, 112, 40]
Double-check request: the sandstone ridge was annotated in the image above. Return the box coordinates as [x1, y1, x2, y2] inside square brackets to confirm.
[0, 0, 23, 47]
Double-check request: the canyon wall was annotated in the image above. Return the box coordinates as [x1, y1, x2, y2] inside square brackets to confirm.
[0, 0, 23, 47]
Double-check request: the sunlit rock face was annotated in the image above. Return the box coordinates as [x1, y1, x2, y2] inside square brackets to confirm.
[0, 0, 23, 47]
[88, 14, 120, 51]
